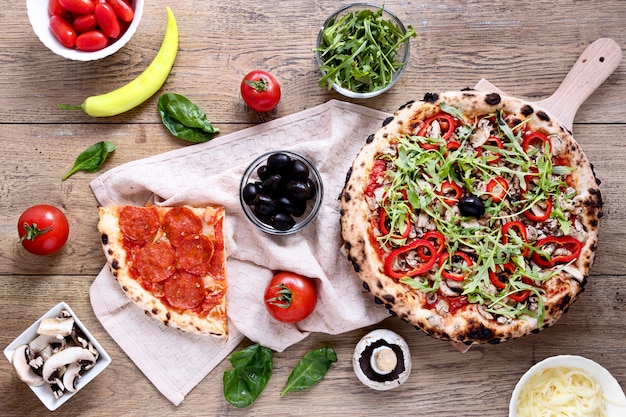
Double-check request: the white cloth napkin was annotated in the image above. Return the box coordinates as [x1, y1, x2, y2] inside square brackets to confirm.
[89, 100, 393, 405]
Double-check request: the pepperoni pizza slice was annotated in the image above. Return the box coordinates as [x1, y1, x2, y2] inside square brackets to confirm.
[97, 205, 228, 338]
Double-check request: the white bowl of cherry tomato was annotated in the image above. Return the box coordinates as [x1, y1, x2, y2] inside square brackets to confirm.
[27, 0, 144, 61]
[240, 151, 324, 235]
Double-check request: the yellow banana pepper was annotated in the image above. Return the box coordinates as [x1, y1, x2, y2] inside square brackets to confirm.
[59, 6, 178, 117]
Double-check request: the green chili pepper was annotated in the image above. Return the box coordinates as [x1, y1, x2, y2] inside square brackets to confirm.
[58, 7, 178, 117]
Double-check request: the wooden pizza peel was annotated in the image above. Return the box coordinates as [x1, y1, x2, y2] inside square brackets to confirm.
[450, 38, 622, 353]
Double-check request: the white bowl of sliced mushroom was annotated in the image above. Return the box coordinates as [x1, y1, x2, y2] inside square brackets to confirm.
[3, 302, 111, 411]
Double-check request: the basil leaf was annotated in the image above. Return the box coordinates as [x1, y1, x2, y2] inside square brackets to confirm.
[223, 344, 273, 408]
[280, 346, 337, 397]
[157, 93, 219, 143]
[62, 141, 115, 180]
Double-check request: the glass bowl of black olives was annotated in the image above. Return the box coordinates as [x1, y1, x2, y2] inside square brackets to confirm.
[239, 151, 324, 235]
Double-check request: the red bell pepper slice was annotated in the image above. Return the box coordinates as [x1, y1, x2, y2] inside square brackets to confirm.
[524, 198, 553, 222]
[378, 207, 411, 239]
[501, 221, 529, 257]
[437, 251, 474, 281]
[476, 135, 504, 164]
[488, 262, 515, 290]
[436, 180, 463, 205]
[384, 239, 437, 279]
[522, 131, 552, 154]
[417, 230, 446, 260]
[531, 236, 583, 268]
[417, 112, 457, 150]
[486, 176, 509, 203]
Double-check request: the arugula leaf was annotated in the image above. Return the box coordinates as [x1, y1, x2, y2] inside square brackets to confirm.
[158, 93, 219, 143]
[62, 141, 115, 180]
[280, 347, 337, 397]
[223, 344, 273, 408]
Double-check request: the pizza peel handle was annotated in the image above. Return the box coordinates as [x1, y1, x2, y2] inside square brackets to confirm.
[476, 38, 622, 131]
[536, 38, 622, 130]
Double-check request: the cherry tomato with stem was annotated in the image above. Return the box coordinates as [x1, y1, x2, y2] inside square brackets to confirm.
[49, 15, 77, 48]
[18, 205, 69, 256]
[76, 30, 109, 51]
[59, 0, 95, 15]
[264, 271, 317, 323]
[95, 2, 121, 39]
[240, 70, 281, 112]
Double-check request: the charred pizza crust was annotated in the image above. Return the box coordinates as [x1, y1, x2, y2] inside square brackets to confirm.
[340, 90, 602, 345]
[98, 205, 228, 339]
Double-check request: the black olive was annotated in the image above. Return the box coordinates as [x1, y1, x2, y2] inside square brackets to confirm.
[252, 194, 277, 216]
[242, 182, 262, 205]
[291, 160, 310, 179]
[262, 174, 283, 194]
[267, 152, 292, 173]
[271, 212, 296, 231]
[286, 180, 312, 200]
[277, 195, 307, 217]
[257, 165, 271, 181]
[458, 195, 485, 217]
[304, 178, 317, 200]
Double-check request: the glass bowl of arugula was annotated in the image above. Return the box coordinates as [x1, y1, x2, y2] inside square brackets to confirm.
[314, 3, 416, 99]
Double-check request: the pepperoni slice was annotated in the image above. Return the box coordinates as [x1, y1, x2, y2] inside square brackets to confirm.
[163, 207, 203, 247]
[164, 271, 205, 310]
[119, 206, 160, 243]
[177, 234, 214, 275]
[134, 240, 176, 283]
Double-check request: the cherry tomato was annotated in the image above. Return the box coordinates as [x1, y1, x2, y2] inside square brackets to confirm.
[49, 15, 77, 48]
[240, 70, 281, 112]
[264, 271, 317, 323]
[72, 14, 98, 34]
[107, 0, 135, 23]
[76, 30, 109, 51]
[48, 0, 69, 17]
[18, 205, 69, 256]
[94, 2, 121, 38]
[58, 0, 95, 15]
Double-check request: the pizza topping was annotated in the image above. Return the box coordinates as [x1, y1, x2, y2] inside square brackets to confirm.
[134, 240, 176, 283]
[176, 234, 214, 275]
[119, 205, 160, 243]
[163, 206, 203, 247]
[384, 239, 438, 279]
[164, 271, 205, 310]
[531, 236, 583, 268]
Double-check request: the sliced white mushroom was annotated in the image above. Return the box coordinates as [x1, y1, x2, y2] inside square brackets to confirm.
[41, 347, 96, 384]
[62, 362, 82, 393]
[353, 329, 412, 391]
[37, 317, 75, 338]
[11, 345, 45, 387]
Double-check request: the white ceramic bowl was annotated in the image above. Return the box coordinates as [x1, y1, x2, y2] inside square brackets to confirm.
[509, 355, 626, 417]
[315, 3, 412, 99]
[3, 302, 112, 411]
[26, 0, 144, 61]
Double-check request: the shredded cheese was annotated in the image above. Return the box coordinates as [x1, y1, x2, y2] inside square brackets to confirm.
[517, 366, 607, 417]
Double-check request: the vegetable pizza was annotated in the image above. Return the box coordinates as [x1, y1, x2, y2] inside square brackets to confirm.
[340, 90, 602, 345]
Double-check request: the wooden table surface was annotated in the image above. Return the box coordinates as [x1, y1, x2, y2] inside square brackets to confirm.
[1, 1, 625, 415]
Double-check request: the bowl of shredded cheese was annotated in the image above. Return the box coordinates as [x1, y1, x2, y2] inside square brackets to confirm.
[510, 355, 626, 417]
